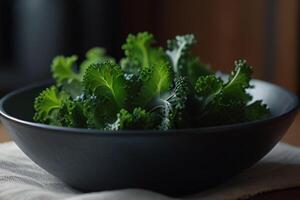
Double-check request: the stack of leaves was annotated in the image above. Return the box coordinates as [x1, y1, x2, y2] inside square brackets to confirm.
[33, 32, 270, 130]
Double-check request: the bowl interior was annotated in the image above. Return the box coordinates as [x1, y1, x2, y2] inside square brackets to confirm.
[1, 80, 298, 126]
[2, 85, 41, 121]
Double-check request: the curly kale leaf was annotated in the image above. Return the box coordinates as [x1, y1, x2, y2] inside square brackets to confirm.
[33, 86, 68, 125]
[51, 55, 80, 85]
[106, 107, 157, 130]
[82, 62, 127, 128]
[58, 98, 87, 128]
[80, 47, 115, 78]
[195, 75, 223, 107]
[222, 59, 253, 104]
[81, 95, 119, 129]
[165, 77, 189, 111]
[195, 59, 253, 104]
[33, 86, 87, 127]
[51, 48, 114, 99]
[195, 59, 270, 125]
[121, 32, 168, 72]
[195, 75, 243, 125]
[123, 73, 143, 109]
[167, 34, 196, 74]
[166, 34, 212, 82]
[152, 77, 189, 130]
[51, 55, 83, 98]
[83, 62, 127, 108]
[245, 100, 271, 121]
[138, 62, 172, 106]
[186, 56, 212, 85]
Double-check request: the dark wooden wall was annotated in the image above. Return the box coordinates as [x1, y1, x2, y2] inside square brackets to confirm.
[120, 0, 299, 93]
[274, 0, 298, 93]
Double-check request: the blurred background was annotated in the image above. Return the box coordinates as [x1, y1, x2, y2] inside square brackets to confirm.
[0, 0, 299, 143]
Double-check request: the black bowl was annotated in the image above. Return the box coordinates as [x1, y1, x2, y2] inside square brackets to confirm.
[0, 80, 298, 196]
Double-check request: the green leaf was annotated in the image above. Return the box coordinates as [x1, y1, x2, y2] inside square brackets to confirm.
[122, 32, 167, 70]
[194, 59, 268, 126]
[120, 57, 140, 75]
[245, 100, 271, 121]
[106, 107, 157, 130]
[33, 86, 68, 125]
[83, 62, 127, 129]
[82, 96, 119, 129]
[51, 55, 84, 99]
[82, 61, 128, 128]
[222, 59, 253, 103]
[186, 56, 212, 85]
[195, 75, 223, 107]
[58, 98, 87, 128]
[61, 79, 83, 99]
[166, 76, 189, 110]
[166, 34, 196, 74]
[51, 55, 80, 86]
[153, 77, 190, 130]
[138, 62, 172, 105]
[123, 73, 143, 109]
[83, 62, 127, 108]
[80, 47, 115, 78]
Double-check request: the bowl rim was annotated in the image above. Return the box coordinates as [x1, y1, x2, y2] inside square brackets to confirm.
[0, 79, 299, 136]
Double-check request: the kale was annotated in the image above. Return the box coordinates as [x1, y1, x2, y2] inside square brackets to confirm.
[194, 59, 270, 126]
[33, 32, 271, 130]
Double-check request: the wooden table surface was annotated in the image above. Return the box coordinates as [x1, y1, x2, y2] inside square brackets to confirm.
[1, 113, 300, 199]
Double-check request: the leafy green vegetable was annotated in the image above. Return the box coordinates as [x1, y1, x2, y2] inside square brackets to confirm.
[33, 86, 87, 127]
[166, 34, 212, 84]
[80, 47, 115, 78]
[58, 98, 86, 128]
[106, 107, 157, 130]
[222, 59, 253, 103]
[195, 75, 223, 107]
[82, 62, 127, 128]
[153, 76, 189, 130]
[33, 32, 271, 130]
[166, 34, 196, 74]
[33, 86, 67, 125]
[138, 62, 172, 106]
[186, 56, 212, 85]
[51, 55, 80, 86]
[82, 96, 120, 129]
[51, 48, 114, 99]
[195, 59, 270, 126]
[245, 100, 271, 121]
[121, 32, 168, 74]
[83, 62, 127, 108]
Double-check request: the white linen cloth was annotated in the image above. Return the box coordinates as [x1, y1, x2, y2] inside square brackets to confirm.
[0, 142, 300, 200]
